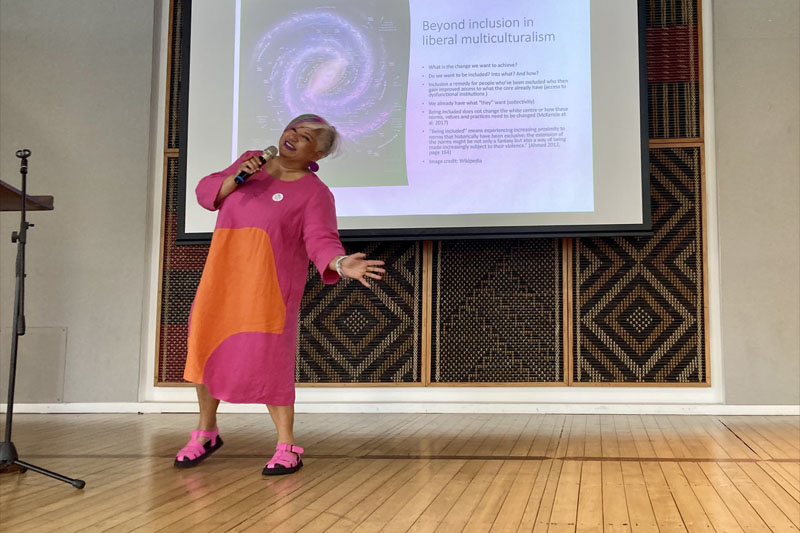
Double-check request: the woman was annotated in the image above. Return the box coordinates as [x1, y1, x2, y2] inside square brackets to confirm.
[174, 114, 385, 475]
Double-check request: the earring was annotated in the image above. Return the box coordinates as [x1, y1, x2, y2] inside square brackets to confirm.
[307, 161, 319, 172]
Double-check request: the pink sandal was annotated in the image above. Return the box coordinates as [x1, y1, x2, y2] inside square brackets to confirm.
[262, 443, 304, 475]
[174, 428, 224, 468]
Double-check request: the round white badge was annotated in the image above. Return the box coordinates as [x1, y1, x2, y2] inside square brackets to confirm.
[272, 193, 284, 202]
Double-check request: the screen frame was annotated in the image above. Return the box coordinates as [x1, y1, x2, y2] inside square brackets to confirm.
[176, 0, 651, 244]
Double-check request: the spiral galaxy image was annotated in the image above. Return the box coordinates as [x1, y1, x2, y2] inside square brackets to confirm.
[238, 2, 410, 187]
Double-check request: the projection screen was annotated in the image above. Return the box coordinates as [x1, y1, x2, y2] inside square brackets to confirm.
[177, 0, 649, 241]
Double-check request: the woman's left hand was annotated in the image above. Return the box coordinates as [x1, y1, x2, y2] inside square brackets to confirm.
[339, 253, 386, 288]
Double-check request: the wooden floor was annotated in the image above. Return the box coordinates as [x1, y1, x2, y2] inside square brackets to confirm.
[0, 414, 798, 532]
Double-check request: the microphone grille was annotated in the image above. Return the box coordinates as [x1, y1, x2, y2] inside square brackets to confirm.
[264, 145, 278, 158]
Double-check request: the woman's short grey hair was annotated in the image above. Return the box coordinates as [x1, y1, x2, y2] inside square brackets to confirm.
[286, 114, 341, 158]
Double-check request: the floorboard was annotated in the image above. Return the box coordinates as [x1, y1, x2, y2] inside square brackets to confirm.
[0, 413, 797, 532]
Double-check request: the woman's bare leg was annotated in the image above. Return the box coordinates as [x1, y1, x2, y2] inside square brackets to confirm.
[266, 404, 295, 444]
[174, 385, 221, 465]
[195, 384, 220, 441]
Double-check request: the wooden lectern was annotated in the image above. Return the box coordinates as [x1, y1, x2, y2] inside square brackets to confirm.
[0, 179, 54, 211]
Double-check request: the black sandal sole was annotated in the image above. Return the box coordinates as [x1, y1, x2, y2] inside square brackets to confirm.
[262, 459, 303, 476]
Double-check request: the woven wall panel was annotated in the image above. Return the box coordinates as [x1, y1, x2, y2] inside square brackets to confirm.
[431, 239, 563, 383]
[648, 82, 699, 138]
[297, 242, 423, 383]
[647, 0, 697, 27]
[573, 148, 705, 383]
[167, 0, 183, 150]
[646, 0, 700, 138]
[157, 157, 210, 383]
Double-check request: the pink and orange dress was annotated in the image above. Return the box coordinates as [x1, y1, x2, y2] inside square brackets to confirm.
[183, 151, 345, 405]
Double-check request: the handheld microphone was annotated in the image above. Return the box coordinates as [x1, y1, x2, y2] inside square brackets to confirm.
[234, 145, 278, 184]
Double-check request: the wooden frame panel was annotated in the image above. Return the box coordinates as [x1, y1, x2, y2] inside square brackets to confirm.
[156, 0, 710, 389]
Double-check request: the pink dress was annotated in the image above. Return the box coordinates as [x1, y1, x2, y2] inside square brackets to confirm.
[183, 151, 345, 405]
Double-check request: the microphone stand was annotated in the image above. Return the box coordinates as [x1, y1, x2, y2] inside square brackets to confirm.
[0, 149, 85, 489]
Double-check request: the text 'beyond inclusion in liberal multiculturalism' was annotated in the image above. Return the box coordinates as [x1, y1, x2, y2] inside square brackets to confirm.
[421, 17, 557, 46]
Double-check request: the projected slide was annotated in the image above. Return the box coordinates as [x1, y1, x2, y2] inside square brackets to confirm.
[183, 0, 646, 237]
[236, 0, 591, 216]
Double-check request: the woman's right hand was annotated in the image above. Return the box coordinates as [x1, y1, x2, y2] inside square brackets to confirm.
[237, 155, 264, 177]
[215, 155, 263, 207]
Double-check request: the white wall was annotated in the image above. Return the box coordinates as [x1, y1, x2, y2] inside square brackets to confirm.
[0, 0, 156, 402]
[713, 0, 800, 405]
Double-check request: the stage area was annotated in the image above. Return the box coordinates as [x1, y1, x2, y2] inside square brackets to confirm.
[1, 413, 798, 531]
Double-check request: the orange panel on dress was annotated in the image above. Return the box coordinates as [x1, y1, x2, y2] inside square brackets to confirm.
[183, 227, 286, 383]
